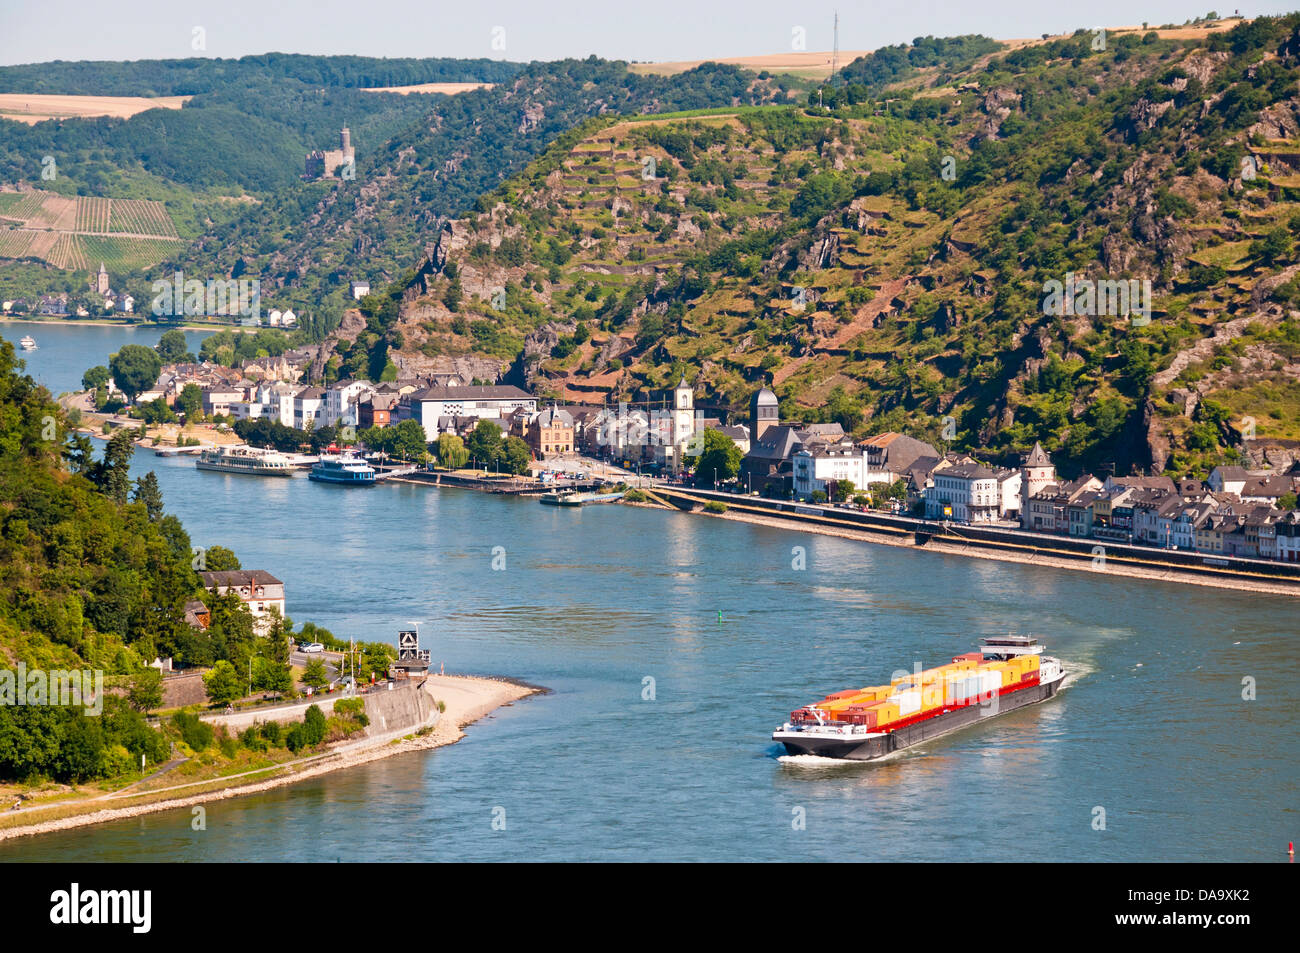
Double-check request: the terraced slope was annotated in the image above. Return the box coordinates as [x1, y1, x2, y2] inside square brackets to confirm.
[335, 16, 1300, 479]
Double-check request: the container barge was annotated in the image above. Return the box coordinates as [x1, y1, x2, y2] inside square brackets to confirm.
[773, 636, 1065, 761]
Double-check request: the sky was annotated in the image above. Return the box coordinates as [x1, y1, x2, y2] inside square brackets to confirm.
[0, 1, 1296, 68]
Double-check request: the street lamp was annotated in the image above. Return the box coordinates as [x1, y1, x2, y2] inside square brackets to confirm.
[713, 468, 718, 491]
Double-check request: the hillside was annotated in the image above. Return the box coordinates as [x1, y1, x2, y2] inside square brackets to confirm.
[153, 58, 797, 328]
[333, 15, 1300, 479]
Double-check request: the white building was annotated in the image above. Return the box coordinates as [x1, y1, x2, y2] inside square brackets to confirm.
[324, 380, 373, 428]
[409, 385, 536, 441]
[350, 281, 371, 300]
[293, 387, 325, 429]
[925, 463, 1000, 522]
[792, 447, 868, 499]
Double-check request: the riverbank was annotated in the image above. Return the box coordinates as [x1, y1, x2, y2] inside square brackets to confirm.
[0, 674, 540, 842]
[639, 490, 1300, 598]
[2, 316, 240, 332]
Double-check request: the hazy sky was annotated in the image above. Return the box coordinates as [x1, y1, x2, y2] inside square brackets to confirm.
[0, 1, 1296, 68]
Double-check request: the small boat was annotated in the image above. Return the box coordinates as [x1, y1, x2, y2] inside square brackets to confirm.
[19, 335, 36, 350]
[309, 452, 377, 485]
[195, 444, 296, 476]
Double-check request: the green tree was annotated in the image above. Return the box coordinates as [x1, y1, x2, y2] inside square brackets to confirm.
[436, 433, 469, 469]
[81, 365, 110, 391]
[466, 419, 504, 469]
[91, 429, 135, 504]
[301, 658, 329, 692]
[177, 383, 203, 420]
[127, 668, 164, 713]
[109, 344, 163, 403]
[203, 660, 244, 706]
[156, 329, 189, 363]
[830, 478, 857, 502]
[390, 418, 429, 460]
[132, 471, 165, 522]
[502, 435, 532, 475]
[694, 428, 742, 484]
[201, 545, 241, 571]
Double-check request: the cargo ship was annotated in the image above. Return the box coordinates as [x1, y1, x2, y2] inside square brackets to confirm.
[773, 636, 1065, 761]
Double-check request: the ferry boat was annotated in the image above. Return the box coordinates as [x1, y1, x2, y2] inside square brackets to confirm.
[19, 335, 37, 350]
[773, 636, 1066, 761]
[195, 444, 296, 477]
[309, 452, 377, 485]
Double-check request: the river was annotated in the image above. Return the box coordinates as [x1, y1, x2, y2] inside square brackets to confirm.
[2, 323, 1295, 862]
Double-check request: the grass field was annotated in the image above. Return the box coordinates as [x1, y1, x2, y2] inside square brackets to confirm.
[0, 93, 189, 124]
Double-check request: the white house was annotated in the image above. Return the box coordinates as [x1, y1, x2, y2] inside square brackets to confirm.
[293, 386, 325, 429]
[793, 447, 868, 499]
[925, 463, 1000, 522]
[324, 380, 373, 428]
[198, 570, 286, 634]
[409, 385, 536, 441]
[350, 281, 371, 300]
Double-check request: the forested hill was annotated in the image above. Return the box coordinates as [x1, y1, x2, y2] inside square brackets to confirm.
[329, 15, 1300, 480]
[0, 55, 522, 194]
[153, 58, 795, 322]
[0, 340, 265, 673]
[0, 53, 523, 96]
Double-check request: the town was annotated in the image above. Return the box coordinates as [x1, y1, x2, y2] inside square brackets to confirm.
[93, 347, 1300, 566]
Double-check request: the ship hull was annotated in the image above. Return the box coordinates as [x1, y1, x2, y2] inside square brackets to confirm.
[196, 461, 295, 477]
[308, 471, 375, 485]
[775, 676, 1063, 761]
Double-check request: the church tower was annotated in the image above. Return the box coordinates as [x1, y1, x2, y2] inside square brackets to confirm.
[95, 262, 110, 295]
[672, 375, 694, 453]
[1020, 441, 1056, 529]
[750, 386, 779, 442]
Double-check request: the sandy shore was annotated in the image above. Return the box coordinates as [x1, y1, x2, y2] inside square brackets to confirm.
[0, 674, 540, 842]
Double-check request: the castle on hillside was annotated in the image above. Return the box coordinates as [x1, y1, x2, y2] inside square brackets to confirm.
[305, 126, 355, 179]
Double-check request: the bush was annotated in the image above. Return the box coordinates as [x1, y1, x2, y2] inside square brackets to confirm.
[284, 725, 307, 753]
[239, 726, 267, 751]
[704, 500, 727, 513]
[623, 488, 647, 502]
[302, 704, 328, 745]
[260, 720, 282, 745]
[172, 711, 214, 752]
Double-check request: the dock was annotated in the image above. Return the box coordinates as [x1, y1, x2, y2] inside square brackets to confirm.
[538, 491, 625, 507]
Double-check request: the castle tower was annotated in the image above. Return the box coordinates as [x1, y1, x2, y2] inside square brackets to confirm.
[1020, 441, 1056, 528]
[750, 386, 779, 442]
[340, 126, 353, 157]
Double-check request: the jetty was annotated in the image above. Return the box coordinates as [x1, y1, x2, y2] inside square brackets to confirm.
[538, 490, 625, 507]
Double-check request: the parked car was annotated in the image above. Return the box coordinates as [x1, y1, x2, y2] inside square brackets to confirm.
[301, 642, 325, 653]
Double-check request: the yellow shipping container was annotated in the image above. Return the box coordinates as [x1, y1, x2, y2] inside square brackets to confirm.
[873, 703, 901, 725]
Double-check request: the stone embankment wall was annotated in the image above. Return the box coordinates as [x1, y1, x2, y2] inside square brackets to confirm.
[362, 680, 437, 736]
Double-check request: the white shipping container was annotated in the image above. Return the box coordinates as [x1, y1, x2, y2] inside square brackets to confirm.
[894, 690, 921, 715]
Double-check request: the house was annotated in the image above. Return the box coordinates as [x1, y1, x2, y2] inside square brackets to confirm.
[792, 446, 869, 499]
[1206, 466, 1251, 496]
[709, 423, 751, 456]
[528, 405, 575, 458]
[198, 570, 286, 633]
[350, 280, 371, 300]
[201, 384, 244, 417]
[293, 386, 325, 429]
[1275, 512, 1300, 562]
[324, 380, 373, 427]
[1131, 492, 1182, 548]
[861, 432, 939, 485]
[408, 385, 536, 441]
[925, 463, 1000, 523]
[358, 390, 400, 428]
[1019, 442, 1057, 528]
[994, 469, 1023, 520]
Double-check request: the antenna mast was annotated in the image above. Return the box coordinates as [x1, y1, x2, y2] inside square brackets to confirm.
[831, 11, 839, 84]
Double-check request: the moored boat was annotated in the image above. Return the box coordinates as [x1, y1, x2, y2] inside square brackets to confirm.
[773, 636, 1066, 761]
[309, 452, 377, 485]
[19, 335, 36, 350]
[195, 444, 296, 476]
